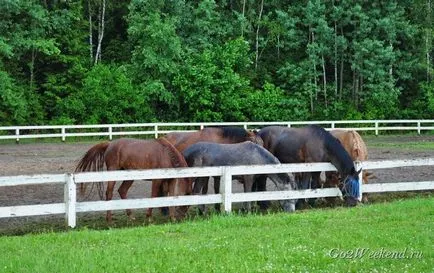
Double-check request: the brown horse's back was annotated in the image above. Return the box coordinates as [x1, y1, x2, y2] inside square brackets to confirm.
[104, 138, 175, 170]
[164, 131, 202, 152]
[165, 127, 262, 152]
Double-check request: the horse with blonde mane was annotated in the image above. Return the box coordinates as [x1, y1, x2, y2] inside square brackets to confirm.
[326, 130, 373, 202]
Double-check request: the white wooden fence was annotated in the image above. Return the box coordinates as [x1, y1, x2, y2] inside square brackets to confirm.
[0, 119, 433, 142]
[0, 158, 433, 228]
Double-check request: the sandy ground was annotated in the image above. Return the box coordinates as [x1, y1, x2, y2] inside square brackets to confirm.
[0, 134, 433, 234]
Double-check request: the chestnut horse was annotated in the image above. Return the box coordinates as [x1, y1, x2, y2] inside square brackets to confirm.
[257, 125, 361, 206]
[165, 126, 264, 152]
[75, 137, 192, 223]
[326, 130, 372, 202]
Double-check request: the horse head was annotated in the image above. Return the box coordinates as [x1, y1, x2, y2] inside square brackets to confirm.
[341, 168, 362, 206]
[247, 130, 264, 146]
[269, 172, 298, 212]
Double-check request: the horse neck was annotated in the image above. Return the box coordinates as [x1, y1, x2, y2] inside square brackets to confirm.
[324, 137, 355, 177]
[157, 137, 192, 195]
[157, 137, 188, 168]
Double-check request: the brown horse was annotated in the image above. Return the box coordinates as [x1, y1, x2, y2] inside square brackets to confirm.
[165, 126, 264, 152]
[326, 130, 373, 202]
[75, 137, 192, 223]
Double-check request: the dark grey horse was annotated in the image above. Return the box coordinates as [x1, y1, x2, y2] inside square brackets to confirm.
[182, 141, 298, 213]
[258, 125, 361, 206]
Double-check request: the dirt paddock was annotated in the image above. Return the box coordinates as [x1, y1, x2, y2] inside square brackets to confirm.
[0, 134, 433, 235]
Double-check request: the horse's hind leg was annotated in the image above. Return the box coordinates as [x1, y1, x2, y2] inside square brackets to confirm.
[106, 181, 116, 224]
[213, 177, 221, 212]
[254, 175, 269, 210]
[118, 180, 135, 220]
[309, 172, 321, 206]
[193, 177, 209, 215]
[146, 179, 161, 222]
[296, 172, 313, 209]
[242, 175, 254, 213]
[159, 182, 169, 216]
[167, 178, 177, 222]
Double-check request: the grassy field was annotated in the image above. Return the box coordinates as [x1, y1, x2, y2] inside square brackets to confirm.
[0, 197, 432, 273]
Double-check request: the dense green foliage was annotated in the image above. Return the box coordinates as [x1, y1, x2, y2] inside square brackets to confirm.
[0, 197, 432, 272]
[0, 0, 433, 125]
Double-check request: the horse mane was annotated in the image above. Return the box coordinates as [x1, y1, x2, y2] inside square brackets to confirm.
[308, 125, 355, 175]
[157, 137, 188, 168]
[157, 137, 192, 194]
[219, 126, 250, 141]
[349, 130, 368, 160]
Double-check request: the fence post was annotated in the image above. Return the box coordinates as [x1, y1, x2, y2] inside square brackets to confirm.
[108, 126, 113, 140]
[375, 121, 379, 136]
[61, 127, 66, 142]
[355, 161, 363, 202]
[64, 173, 77, 228]
[15, 128, 20, 143]
[417, 121, 421, 135]
[220, 167, 232, 213]
[154, 125, 158, 139]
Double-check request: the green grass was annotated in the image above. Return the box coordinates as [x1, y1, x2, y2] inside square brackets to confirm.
[0, 197, 432, 273]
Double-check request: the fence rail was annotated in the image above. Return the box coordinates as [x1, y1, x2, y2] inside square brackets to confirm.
[0, 120, 433, 142]
[0, 158, 433, 228]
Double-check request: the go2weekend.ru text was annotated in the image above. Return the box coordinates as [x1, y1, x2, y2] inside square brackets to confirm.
[328, 248, 423, 259]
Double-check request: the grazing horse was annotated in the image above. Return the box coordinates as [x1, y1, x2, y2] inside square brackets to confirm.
[154, 126, 263, 207]
[326, 130, 372, 202]
[75, 137, 192, 223]
[182, 141, 297, 213]
[165, 126, 264, 152]
[257, 125, 361, 206]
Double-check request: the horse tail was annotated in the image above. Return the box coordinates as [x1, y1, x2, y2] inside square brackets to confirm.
[157, 137, 192, 194]
[75, 142, 110, 198]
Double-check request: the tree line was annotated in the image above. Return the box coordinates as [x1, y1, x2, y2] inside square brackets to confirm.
[0, 0, 432, 125]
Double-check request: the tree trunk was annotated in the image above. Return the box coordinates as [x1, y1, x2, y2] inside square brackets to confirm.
[255, 0, 264, 70]
[339, 26, 344, 100]
[30, 48, 36, 91]
[359, 74, 363, 110]
[88, 0, 93, 64]
[334, 21, 338, 97]
[311, 31, 318, 100]
[427, 0, 432, 81]
[322, 54, 327, 107]
[241, 0, 246, 37]
[94, 0, 106, 65]
[310, 80, 314, 114]
[277, 34, 280, 60]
